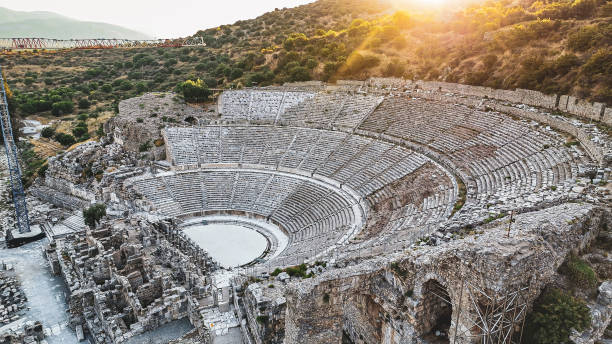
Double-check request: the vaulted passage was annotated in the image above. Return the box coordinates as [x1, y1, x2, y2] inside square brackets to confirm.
[420, 279, 452, 343]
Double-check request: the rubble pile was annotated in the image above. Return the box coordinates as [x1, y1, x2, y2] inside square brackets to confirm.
[0, 267, 27, 325]
[42, 216, 228, 344]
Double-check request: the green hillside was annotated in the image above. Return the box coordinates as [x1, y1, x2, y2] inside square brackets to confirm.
[0, 7, 152, 39]
[192, 0, 612, 103]
[2, 0, 611, 135]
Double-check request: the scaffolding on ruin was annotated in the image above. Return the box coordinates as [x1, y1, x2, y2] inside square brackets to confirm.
[0, 65, 30, 234]
[449, 268, 536, 344]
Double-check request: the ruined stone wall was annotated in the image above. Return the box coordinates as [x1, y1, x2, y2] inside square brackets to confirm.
[282, 203, 609, 344]
[366, 78, 610, 125]
[243, 283, 286, 344]
[109, 92, 215, 160]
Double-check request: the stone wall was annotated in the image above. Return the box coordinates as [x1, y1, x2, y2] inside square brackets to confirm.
[366, 78, 611, 125]
[282, 203, 609, 344]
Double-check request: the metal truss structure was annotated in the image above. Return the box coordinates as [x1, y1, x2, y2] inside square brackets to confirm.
[0, 36, 205, 50]
[0, 66, 30, 234]
[451, 281, 532, 344]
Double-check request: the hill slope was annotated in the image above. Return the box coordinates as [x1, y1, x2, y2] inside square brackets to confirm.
[2, 0, 611, 133]
[192, 0, 611, 103]
[0, 7, 152, 39]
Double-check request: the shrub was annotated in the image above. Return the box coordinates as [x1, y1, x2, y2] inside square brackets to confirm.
[176, 79, 211, 103]
[51, 101, 74, 116]
[287, 66, 311, 82]
[553, 54, 580, 75]
[139, 141, 152, 152]
[581, 49, 612, 76]
[54, 132, 76, 146]
[567, 25, 602, 52]
[41, 127, 55, 139]
[83, 204, 106, 228]
[523, 288, 591, 344]
[71, 126, 87, 138]
[565, 255, 598, 289]
[78, 98, 91, 109]
[100, 84, 112, 93]
[77, 113, 89, 121]
[96, 124, 105, 137]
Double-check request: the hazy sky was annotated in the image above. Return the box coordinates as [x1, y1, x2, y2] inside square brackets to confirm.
[0, 0, 315, 38]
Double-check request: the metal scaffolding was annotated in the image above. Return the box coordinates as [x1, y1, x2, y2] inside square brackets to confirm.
[447, 270, 536, 344]
[0, 37, 206, 50]
[0, 65, 30, 234]
[452, 282, 532, 344]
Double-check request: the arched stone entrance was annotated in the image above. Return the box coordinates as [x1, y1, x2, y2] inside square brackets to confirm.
[420, 279, 452, 342]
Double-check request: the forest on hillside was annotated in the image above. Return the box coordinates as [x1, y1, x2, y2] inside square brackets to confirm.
[2, 0, 611, 135]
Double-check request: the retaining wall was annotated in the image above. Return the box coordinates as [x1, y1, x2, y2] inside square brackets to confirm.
[367, 78, 611, 126]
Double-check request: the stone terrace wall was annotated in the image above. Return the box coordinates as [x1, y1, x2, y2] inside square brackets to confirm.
[367, 78, 610, 125]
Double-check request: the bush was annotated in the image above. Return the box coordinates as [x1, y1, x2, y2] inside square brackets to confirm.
[72, 126, 87, 138]
[96, 124, 105, 137]
[78, 98, 90, 109]
[523, 288, 591, 344]
[83, 204, 106, 228]
[287, 66, 311, 82]
[54, 132, 76, 146]
[581, 49, 612, 76]
[51, 101, 74, 116]
[176, 79, 211, 103]
[139, 141, 152, 152]
[553, 54, 580, 75]
[100, 84, 112, 93]
[41, 127, 55, 139]
[567, 25, 602, 52]
[565, 255, 598, 288]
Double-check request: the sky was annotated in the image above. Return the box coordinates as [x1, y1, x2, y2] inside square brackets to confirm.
[0, 0, 316, 38]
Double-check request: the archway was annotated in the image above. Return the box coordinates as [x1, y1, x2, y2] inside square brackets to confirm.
[420, 279, 452, 343]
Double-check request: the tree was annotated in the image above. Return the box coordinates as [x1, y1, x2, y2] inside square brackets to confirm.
[176, 79, 211, 103]
[83, 204, 106, 228]
[41, 127, 55, 139]
[54, 132, 76, 146]
[287, 66, 311, 82]
[51, 101, 74, 116]
[523, 288, 591, 344]
[72, 125, 87, 138]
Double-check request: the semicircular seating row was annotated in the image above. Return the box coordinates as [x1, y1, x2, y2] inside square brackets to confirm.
[217, 90, 585, 212]
[164, 125, 458, 230]
[218, 90, 384, 128]
[136, 123, 459, 257]
[357, 97, 586, 217]
[130, 170, 356, 262]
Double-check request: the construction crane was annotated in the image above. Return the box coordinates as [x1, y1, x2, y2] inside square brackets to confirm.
[0, 66, 30, 234]
[0, 37, 205, 50]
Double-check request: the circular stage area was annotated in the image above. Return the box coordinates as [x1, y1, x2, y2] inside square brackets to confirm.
[181, 216, 289, 267]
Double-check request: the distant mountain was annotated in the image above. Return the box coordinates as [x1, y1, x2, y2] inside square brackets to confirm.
[0, 7, 152, 39]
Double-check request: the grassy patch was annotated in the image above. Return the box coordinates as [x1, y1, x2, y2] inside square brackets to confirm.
[563, 255, 598, 289]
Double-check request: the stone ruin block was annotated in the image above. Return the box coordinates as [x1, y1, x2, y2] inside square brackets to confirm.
[559, 95, 605, 121]
[602, 107, 612, 126]
[516, 89, 559, 109]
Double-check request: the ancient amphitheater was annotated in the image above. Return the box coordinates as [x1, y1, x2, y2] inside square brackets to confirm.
[29, 79, 611, 344]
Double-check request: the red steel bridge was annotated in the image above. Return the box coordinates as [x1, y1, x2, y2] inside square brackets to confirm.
[0, 37, 205, 50]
